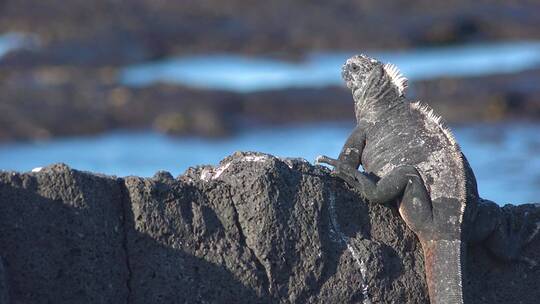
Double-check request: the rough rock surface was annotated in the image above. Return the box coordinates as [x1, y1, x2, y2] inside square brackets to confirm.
[0, 152, 539, 303]
[0, 164, 128, 303]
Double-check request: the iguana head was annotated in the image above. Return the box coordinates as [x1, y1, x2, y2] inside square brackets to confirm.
[341, 54, 380, 91]
[342, 54, 408, 98]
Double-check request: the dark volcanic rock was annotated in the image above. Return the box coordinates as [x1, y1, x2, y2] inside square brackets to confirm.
[0, 68, 241, 141]
[123, 172, 270, 303]
[0, 164, 128, 303]
[413, 68, 540, 123]
[0, 153, 539, 303]
[125, 152, 428, 303]
[0, 257, 8, 304]
[466, 203, 540, 304]
[2, 65, 540, 142]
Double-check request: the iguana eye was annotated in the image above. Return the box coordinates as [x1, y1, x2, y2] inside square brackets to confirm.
[351, 64, 360, 72]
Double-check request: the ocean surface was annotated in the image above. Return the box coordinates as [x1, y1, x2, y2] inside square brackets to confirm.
[0, 32, 38, 59]
[1, 123, 539, 205]
[121, 41, 540, 92]
[3, 33, 540, 93]
[2, 34, 540, 204]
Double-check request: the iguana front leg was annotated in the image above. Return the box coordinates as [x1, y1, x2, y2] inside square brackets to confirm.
[317, 155, 433, 233]
[337, 125, 366, 170]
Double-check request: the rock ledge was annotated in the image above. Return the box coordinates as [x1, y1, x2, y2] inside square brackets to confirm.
[0, 152, 539, 303]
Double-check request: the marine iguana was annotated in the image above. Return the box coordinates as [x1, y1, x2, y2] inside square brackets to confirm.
[316, 54, 539, 304]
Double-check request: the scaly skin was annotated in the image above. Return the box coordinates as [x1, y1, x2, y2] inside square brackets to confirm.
[317, 54, 538, 304]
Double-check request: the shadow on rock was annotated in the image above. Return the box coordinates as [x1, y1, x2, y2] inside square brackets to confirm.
[0, 165, 128, 303]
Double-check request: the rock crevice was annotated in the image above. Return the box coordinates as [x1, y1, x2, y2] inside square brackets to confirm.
[228, 186, 272, 297]
[118, 179, 134, 304]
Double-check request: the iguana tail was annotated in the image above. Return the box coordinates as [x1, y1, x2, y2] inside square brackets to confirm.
[421, 239, 465, 304]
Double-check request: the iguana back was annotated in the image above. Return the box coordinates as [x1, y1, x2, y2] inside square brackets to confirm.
[318, 54, 538, 304]
[328, 54, 479, 303]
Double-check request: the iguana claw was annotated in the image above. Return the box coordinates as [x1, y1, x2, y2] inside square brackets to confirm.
[315, 155, 339, 167]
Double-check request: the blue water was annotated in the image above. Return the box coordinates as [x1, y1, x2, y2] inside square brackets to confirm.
[121, 41, 540, 92]
[0, 32, 38, 59]
[1, 123, 539, 204]
[3, 36, 540, 203]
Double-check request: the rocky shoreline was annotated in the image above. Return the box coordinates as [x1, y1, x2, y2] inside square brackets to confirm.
[1, 65, 540, 142]
[2, 1, 540, 142]
[2, 1, 540, 63]
[0, 152, 539, 303]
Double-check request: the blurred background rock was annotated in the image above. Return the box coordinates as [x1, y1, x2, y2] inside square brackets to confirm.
[0, 0, 539, 202]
